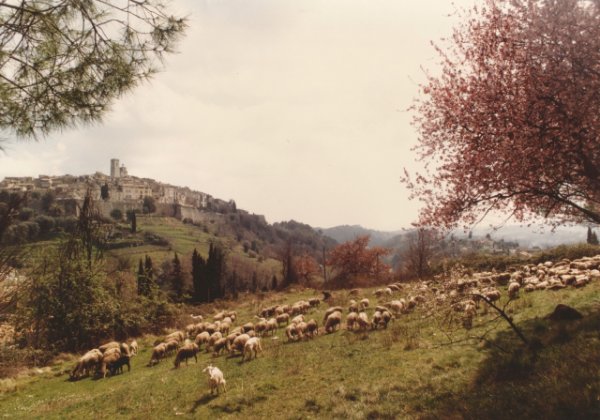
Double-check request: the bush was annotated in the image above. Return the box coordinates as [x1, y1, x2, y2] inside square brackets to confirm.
[18, 207, 34, 221]
[35, 215, 55, 236]
[110, 208, 123, 221]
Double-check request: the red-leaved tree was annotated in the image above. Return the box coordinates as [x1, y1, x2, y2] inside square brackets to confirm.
[405, 0, 600, 229]
[294, 254, 320, 284]
[327, 236, 391, 288]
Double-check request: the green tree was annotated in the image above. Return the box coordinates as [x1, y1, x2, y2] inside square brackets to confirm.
[100, 183, 110, 201]
[110, 208, 123, 221]
[1, 1, 187, 138]
[191, 248, 206, 303]
[143, 196, 157, 214]
[17, 192, 117, 351]
[170, 253, 185, 301]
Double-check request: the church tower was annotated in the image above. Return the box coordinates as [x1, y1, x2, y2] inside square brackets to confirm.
[110, 159, 120, 178]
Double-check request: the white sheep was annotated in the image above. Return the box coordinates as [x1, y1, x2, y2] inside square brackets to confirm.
[243, 337, 263, 361]
[203, 364, 227, 395]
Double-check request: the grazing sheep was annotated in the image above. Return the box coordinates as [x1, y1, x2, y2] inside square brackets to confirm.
[285, 323, 303, 342]
[264, 318, 278, 336]
[128, 340, 138, 356]
[242, 322, 254, 333]
[165, 331, 185, 344]
[348, 299, 359, 313]
[291, 314, 305, 325]
[387, 300, 405, 315]
[213, 311, 225, 321]
[119, 342, 131, 357]
[174, 343, 199, 368]
[303, 319, 319, 338]
[230, 334, 251, 355]
[323, 306, 344, 322]
[325, 311, 342, 333]
[360, 298, 370, 309]
[203, 364, 227, 395]
[253, 319, 266, 336]
[99, 341, 120, 353]
[371, 311, 383, 329]
[380, 310, 393, 328]
[164, 340, 180, 356]
[226, 332, 241, 345]
[276, 313, 290, 327]
[148, 343, 167, 366]
[99, 348, 121, 378]
[483, 288, 501, 303]
[71, 349, 102, 380]
[346, 312, 358, 331]
[195, 331, 211, 349]
[308, 297, 321, 307]
[213, 337, 229, 357]
[206, 332, 223, 353]
[109, 354, 131, 376]
[357, 312, 370, 331]
[243, 337, 263, 361]
[348, 288, 360, 296]
[508, 282, 520, 299]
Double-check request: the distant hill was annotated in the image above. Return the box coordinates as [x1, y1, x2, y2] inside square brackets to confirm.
[320, 225, 405, 247]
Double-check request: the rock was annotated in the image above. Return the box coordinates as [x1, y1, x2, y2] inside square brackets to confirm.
[548, 304, 583, 321]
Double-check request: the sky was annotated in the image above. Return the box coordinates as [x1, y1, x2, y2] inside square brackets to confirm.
[0, 0, 476, 231]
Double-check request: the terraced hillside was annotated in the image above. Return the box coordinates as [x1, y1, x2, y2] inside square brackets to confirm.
[1, 256, 599, 419]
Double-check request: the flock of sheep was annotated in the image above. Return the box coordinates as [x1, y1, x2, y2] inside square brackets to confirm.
[68, 253, 600, 395]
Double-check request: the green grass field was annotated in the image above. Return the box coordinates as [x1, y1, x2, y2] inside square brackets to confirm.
[1, 279, 599, 419]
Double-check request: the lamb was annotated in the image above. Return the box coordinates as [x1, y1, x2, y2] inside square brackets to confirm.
[70, 349, 102, 380]
[174, 343, 199, 368]
[203, 364, 227, 395]
[325, 311, 342, 333]
[242, 337, 263, 361]
[148, 343, 167, 366]
[276, 313, 290, 327]
[508, 282, 520, 299]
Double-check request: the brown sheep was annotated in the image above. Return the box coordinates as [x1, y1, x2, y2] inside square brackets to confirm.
[212, 338, 230, 357]
[174, 343, 199, 368]
[230, 333, 251, 355]
[99, 348, 121, 378]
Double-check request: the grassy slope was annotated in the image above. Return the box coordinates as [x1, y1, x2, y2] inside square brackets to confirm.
[110, 215, 281, 279]
[1, 279, 599, 419]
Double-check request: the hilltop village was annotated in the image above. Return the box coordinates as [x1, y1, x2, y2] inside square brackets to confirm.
[0, 159, 237, 221]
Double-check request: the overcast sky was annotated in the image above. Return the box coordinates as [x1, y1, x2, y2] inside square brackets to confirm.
[0, 0, 476, 231]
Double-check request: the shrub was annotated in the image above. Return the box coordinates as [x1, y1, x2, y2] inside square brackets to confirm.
[110, 208, 123, 221]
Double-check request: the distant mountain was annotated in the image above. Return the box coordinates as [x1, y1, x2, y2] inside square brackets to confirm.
[321, 223, 592, 250]
[320, 225, 405, 247]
